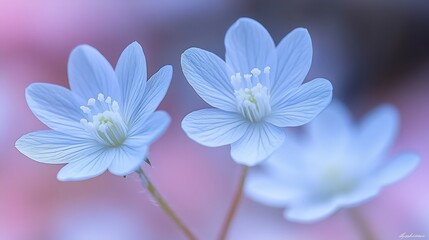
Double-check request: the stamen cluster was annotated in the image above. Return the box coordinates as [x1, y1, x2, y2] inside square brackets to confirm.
[80, 93, 128, 147]
[231, 67, 271, 122]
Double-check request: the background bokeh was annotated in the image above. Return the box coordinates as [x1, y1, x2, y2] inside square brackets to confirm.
[1, 0, 429, 239]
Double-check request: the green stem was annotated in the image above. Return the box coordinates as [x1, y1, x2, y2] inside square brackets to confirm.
[218, 165, 249, 240]
[136, 167, 196, 240]
[348, 207, 378, 240]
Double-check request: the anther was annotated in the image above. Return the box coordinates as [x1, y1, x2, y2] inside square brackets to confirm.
[105, 96, 112, 104]
[251, 68, 261, 77]
[264, 66, 270, 74]
[87, 98, 96, 106]
[98, 93, 105, 102]
[230, 75, 241, 90]
[235, 73, 242, 81]
[80, 106, 91, 114]
[263, 66, 271, 89]
[244, 74, 252, 81]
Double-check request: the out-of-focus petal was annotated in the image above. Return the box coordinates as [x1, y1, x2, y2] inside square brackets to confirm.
[245, 170, 301, 207]
[306, 100, 353, 144]
[373, 152, 420, 187]
[357, 104, 399, 165]
[284, 201, 339, 223]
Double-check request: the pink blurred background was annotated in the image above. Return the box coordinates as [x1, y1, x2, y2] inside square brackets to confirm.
[1, 0, 429, 239]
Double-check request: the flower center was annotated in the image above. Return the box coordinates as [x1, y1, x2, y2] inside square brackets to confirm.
[230, 67, 271, 122]
[316, 165, 356, 197]
[79, 93, 128, 147]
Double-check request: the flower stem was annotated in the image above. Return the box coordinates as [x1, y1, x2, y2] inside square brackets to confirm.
[218, 165, 249, 240]
[348, 207, 378, 240]
[136, 167, 196, 240]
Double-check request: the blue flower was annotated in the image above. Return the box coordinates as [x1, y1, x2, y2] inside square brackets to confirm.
[245, 101, 420, 222]
[16, 42, 172, 181]
[181, 18, 332, 166]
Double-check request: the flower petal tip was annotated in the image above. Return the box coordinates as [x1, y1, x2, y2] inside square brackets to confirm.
[292, 27, 310, 36]
[283, 204, 339, 224]
[70, 44, 96, 56]
[124, 41, 144, 56]
[162, 64, 173, 76]
[234, 17, 260, 27]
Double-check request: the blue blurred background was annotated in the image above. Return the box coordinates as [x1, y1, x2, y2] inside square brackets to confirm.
[1, 0, 428, 239]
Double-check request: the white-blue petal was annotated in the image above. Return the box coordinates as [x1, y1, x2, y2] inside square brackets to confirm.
[182, 108, 249, 147]
[373, 152, 420, 187]
[263, 132, 309, 178]
[307, 100, 353, 144]
[108, 143, 148, 176]
[26, 83, 87, 136]
[356, 104, 399, 167]
[109, 111, 170, 175]
[115, 42, 147, 123]
[334, 183, 380, 207]
[131, 65, 172, 127]
[245, 170, 301, 207]
[231, 122, 285, 166]
[15, 130, 96, 164]
[245, 133, 314, 207]
[181, 48, 236, 112]
[225, 17, 276, 74]
[57, 147, 113, 181]
[271, 28, 312, 104]
[267, 78, 332, 127]
[304, 100, 355, 164]
[128, 111, 171, 145]
[68, 45, 121, 101]
[251, 131, 314, 185]
[284, 201, 339, 223]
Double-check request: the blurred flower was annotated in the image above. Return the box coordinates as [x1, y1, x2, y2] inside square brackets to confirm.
[245, 101, 420, 222]
[181, 17, 332, 166]
[16, 42, 171, 181]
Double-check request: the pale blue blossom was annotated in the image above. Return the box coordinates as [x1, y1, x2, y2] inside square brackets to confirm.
[245, 101, 420, 222]
[16, 42, 172, 181]
[181, 18, 332, 166]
